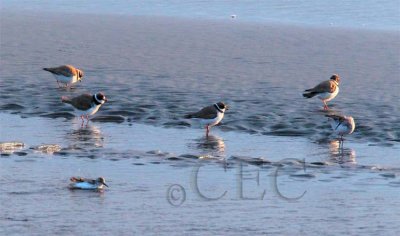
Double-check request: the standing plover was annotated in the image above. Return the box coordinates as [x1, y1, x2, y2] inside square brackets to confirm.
[326, 114, 355, 146]
[61, 92, 107, 125]
[303, 74, 340, 110]
[43, 65, 84, 88]
[69, 177, 108, 190]
[185, 102, 228, 136]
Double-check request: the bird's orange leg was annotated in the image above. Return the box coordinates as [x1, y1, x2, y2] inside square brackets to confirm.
[205, 125, 210, 137]
[80, 115, 85, 127]
[323, 101, 329, 110]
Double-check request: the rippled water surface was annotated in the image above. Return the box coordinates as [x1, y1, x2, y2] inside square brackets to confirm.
[1, 12, 399, 146]
[1, 10, 399, 236]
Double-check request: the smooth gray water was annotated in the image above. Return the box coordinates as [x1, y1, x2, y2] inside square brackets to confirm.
[2, 0, 400, 30]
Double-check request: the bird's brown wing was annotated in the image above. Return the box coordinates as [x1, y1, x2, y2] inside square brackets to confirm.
[306, 80, 336, 93]
[188, 105, 218, 119]
[69, 94, 93, 110]
[70, 177, 85, 182]
[44, 65, 76, 77]
[70, 177, 95, 184]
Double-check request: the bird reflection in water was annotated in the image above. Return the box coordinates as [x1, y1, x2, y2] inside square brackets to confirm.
[329, 140, 356, 165]
[67, 124, 104, 148]
[190, 134, 226, 158]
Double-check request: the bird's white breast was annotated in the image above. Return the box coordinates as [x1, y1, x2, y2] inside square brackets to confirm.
[75, 104, 101, 117]
[318, 86, 339, 101]
[54, 74, 79, 84]
[198, 112, 225, 127]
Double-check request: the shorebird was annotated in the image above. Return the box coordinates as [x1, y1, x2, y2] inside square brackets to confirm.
[43, 65, 84, 88]
[303, 74, 340, 110]
[326, 114, 355, 148]
[185, 102, 228, 137]
[69, 177, 108, 190]
[61, 92, 107, 126]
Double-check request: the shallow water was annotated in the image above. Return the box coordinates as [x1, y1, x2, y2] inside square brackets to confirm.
[1, 114, 400, 235]
[1, 10, 400, 235]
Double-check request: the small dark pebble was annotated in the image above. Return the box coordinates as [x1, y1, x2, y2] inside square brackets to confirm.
[5, 217, 29, 222]
[91, 115, 125, 123]
[163, 121, 191, 127]
[179, 154, 200, 159]
[86, 154, 97, 159]
[380, 173, 396, 178]
[230, 156, 271, 165]
[290, 173, 316, 178]
[40, 112, 75, 119]
[167, 157, 182, 161]
[265, 130, 310, 137]
[14, 152, 28, 156]
[133, 163, 145, 165]
[310, 162, 327, 166]
[53, 151, 70, 156]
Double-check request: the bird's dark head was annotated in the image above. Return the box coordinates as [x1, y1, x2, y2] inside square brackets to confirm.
[215, 102, 229, 112]
[330, 74, 340, 84]
[94, 92, 107, 105]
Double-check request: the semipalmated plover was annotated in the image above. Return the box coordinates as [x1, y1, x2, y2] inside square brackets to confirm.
[185, 102, 228, 136]
[69, 177, 108, 190]
[43, 65, 84, 88]
[61, 92, 107, 125]
[326, 114, 355, 141]
[303, 74, 340, 110]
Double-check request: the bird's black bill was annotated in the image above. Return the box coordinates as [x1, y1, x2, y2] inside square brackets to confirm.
[103, 183, 109, 187]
